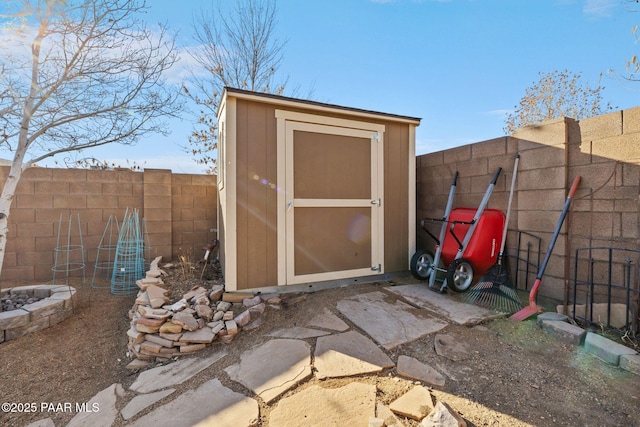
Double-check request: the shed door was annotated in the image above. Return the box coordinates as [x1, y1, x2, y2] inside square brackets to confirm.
[285, 121, 384, 284]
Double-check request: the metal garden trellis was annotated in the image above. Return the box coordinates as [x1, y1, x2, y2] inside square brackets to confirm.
[111, 208, 149, 296]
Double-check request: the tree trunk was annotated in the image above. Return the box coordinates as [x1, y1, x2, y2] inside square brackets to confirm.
[0, 163, 25, 279]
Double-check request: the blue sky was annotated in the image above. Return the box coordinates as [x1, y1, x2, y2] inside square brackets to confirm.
[12, 0, 640, 172]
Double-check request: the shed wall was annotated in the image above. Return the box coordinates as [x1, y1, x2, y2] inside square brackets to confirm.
[228, 97, 413, 290]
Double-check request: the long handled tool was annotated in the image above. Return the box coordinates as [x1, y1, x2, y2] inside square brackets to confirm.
[411, 171, 459, 285]
[427, 171, 459, 289]
[464, 154, 523, 313]
[510, 175, 581, 321]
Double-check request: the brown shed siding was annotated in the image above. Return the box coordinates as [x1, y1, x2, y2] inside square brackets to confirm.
[384, 121, 410, 272]
[235, 99, 279, 289]
[225, 92, 417, 291]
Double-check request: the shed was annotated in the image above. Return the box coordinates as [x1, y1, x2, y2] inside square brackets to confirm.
[217, 87, 421, 291]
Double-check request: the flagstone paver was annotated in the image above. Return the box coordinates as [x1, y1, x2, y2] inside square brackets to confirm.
[129, 349, 226, 393]
[129, 379, 258, 427]
[225, 338, 312, 403]
[307, 308, 350, 331]
[314, 330, 394, 379]
[120, 389, 175, 421]
[66, 383, 124, 427]
[387, 284, 503, 325]
[397, 355, 446, 387]
[337, 290, 448, 349]
[269, 382, 376, 427]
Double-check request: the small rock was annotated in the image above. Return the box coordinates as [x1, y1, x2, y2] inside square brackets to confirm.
[397, 355, 446, 387]
[159, 332, 183, 342]
[212, 311, 224, 322]
[135, 323, 160, 334]
[180, 328, 215, 344]
[249, 302, 266, 315]
[140, 341, 164, 354]
[172, 312, 199, 331]
[146, 284, 169, 309]
[144, 334, 175, 348]
[183, 286, 207, 301]
[420, 401, 467, 427]
[138, 306, 171, 320]
[137, 316, 165, 328]
[209, 321, 224, 335]
[180, 343, 206, 353]
[390, 386, 435, 421]
[135, 292, 150, 305]
[243, 296, 262, 308]
[234, 310, 251, 327]
[223, 311, 234, 321]
[193, 294, 210, 306]
[225, 320, 238, 335]
[170, 299, 188, 312]
[216, 301, 232, 312]
[195, 304, 214, 322]
[209, 286, 224, 302]
[159, 321, 183, 334]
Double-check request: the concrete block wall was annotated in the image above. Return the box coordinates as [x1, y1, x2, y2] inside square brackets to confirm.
[417, 107, 640, 304]
[0, 167, 217, 282]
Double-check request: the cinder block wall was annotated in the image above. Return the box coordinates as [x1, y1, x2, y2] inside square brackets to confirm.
[0, 167, 217, 282]
[417, 107, 640, 303]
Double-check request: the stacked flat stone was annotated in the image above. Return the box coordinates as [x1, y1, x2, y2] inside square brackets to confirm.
[126, 257, 275, 361]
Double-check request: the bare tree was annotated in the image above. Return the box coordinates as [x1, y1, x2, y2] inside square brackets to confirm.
[185, 0, 287, 174]
[504, 70, 614, 135]
[0, 0, 182, 276]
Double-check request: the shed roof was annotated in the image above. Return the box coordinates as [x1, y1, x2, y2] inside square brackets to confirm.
[221, 87, 422, 125]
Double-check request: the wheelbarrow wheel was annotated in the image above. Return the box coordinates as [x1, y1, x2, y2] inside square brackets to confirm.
[447, 258, 474, 292]
[410, 250, 435, 280]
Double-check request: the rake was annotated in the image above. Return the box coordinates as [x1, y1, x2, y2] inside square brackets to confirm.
[463, 154, 523, 314]
[511, 175, 582, 321]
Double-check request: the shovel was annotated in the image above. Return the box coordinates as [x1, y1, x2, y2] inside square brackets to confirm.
[510, 175, 581, 321]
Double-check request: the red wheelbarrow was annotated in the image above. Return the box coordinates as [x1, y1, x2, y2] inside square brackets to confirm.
[411, 168, 505, 292]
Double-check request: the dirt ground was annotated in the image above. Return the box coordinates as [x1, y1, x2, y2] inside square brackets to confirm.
[1, 263, 639, 427]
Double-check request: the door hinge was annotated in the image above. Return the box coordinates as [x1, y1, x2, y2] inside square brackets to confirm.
[372, 132, 380, 142]
[371, 264, 381, 272]
[371, 198, 381, 206]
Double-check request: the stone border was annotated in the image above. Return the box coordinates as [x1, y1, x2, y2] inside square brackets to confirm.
[0, 285, 77, 343]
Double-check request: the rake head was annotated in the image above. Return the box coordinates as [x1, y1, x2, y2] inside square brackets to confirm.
[463, 279, 524, 314]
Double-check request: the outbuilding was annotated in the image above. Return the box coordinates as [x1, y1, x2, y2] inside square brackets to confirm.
[217, 87, 421, 291]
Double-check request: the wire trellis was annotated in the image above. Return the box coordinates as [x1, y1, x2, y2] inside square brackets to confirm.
[91, 215, 120, 288]
[111, 208, 147, 296]
[52, 212, 86, 287]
